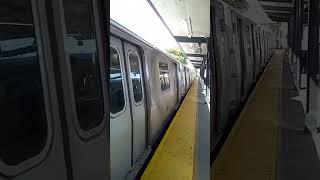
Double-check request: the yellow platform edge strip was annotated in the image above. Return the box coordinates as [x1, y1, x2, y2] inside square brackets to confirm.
[141, 78, 199, 180]
[212, 50, 283, 180]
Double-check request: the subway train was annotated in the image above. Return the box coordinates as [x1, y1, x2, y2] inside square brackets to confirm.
[110, 20, 195, 179]
[0, 1, 194, 180]
[210, 0, 277, 150]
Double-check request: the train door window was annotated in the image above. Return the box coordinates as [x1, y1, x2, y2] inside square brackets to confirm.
[110, 47, 126, 114]
[128, 52, 143, 104]
[63, 0, 104, 134]
[0, 0, 50, 170]
[159, 61, 170, 91]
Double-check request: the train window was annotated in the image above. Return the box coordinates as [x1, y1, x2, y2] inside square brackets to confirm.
[256, 31, 259, 50]
[159, 62, 170, 91]
[0, 0, 48, 166]
[63, 0, 104, 132]
[128, 52, 143, 104]
[246, 25, 250, 43]
[110, 47, 125, 114]
[232, 23, 237, 34]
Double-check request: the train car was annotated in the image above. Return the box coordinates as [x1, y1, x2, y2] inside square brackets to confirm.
[210, 0, 276, 149]
[110, 20, 195, 179]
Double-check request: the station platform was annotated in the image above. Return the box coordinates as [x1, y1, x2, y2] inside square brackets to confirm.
[140, 77, 210, 180]
[212, 50, 320, 180]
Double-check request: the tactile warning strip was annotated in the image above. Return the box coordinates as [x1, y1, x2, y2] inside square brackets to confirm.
[141, 78, 199, 180]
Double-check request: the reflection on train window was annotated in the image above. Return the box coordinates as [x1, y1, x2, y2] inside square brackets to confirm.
[110, 47, 125, 114]
[0, 0, 48, 165]
[128, 52, 143, 103]
[159, 62, 170, 91]
[63, 0, 104, 132]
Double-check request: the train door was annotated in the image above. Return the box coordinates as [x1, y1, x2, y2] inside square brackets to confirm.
[250, 24, 257, 82]
[244, 23, 254, 90]
[260, 31, 266, 68]
[237, 18, 246, 101]
[53, 0, 110, 179]
[123, 42, 147, 167]
[264, 31, 267, 65]
[0, 0, 68, 179]
[184, 67, 188, 91]
[110, 36, 132, 179]
[258, 28, 263, 72]
[174, 63, 179, 105]
[179, 65, 186, 96]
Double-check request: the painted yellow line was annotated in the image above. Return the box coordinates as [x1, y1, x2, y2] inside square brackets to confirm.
[212, 50, 283, 180]
[141, 78, 199, 180]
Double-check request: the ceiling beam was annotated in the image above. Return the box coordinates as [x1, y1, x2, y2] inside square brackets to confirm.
[266, 11, 291, 17]
[190, 59, 203, 63]
[186, 53, 206, 58]
[259, 0, 292, 3]
[261, 5, 292, 12]
[190, 62, 203, 65]
[264, 9, 292, 14]
[259, 1, 293, 7]
[268, 15, 289, 22]
[174, 36, 207, 43]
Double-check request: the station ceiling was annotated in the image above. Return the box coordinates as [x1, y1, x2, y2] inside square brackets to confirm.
[148, 0, 305, 67]
[258, 0, 294, 22]
[148, 0, 210, 68]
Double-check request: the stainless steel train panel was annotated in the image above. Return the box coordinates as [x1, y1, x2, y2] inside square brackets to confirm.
[54, 0, 110, 179]
[230, 10, 243, 107]
[185, 68, 190, 88]
[110, 37, 132, 180]
[263, 31, 268, 65]
[145, 53, 176, 145]
[255, 27, 262, 75]
[173, 63, 179, 106]
[251, 24, 260, 82]
[212, 1, 231, 130]
[178, 64, 186, 99]
[242, 20, 254, 94]
[236, 18, 248, 101]
[123, 42, 147, 164]
[224, 7, 242, 110]
[260, 30, 266, 68]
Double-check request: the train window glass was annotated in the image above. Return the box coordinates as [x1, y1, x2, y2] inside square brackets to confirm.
[246, 25, 250, 43]
[0, 0, 48, 165]
[159, 62, 170, 91]
[63, 0, 104, 131]
[110, 47, 125, 114]
[128, 52, 143, 103]
[232, 23, 237, 34]
[256, 32, 259, 50]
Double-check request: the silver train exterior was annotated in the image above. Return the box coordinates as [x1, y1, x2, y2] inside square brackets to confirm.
[110, 20, 195, 179]
[211, 1, 277, 149]
[0, 2, 194, 179]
